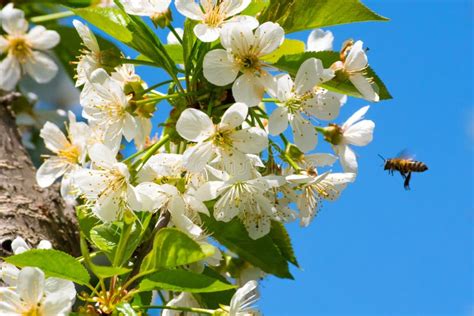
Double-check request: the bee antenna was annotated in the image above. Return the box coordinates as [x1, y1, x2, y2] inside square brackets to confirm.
[377, 154, 386, 162]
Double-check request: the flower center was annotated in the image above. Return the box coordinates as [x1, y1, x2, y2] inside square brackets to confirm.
[22, 304, 40, 316]
[58, 145, 80, 164]
[202, 0, 227, 27]
[7, 36, 32, 63]
[236, 54, 261, 71]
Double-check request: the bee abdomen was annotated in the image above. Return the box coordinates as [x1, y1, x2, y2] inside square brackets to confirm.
[410, 161, 428, 172]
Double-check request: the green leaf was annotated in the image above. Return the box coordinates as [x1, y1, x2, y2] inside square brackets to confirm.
[91, 265, 132, 278]
[195, 267, 236, 309]
[76, 206, 101, 241]
[4, 249, 90, 285]
[241, 0, 269, 16]
[141, 228, 214, 272]
[72, 7, 176, 74]
[261, 39, 305, 64]
[259, 0, 388, 34]
[139, 269, 236, 293]
[201, 215, 293, 279]
[90, 221, 144, 265]
[269, 222, 298, 267]
[164, 44, 184, 64]
[273, 51, 392, 100]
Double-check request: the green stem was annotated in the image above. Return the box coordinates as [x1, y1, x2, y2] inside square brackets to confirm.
[113, 221, 133, 267]
[31, 11, 74, 23]
[133, 134, 171, 170]
[135, 93, 180, 105]
[138, 78, 186, 96]
[120, 58, 161, 67]
[136, 305, 215, 315]
[315, 126, 326, 133]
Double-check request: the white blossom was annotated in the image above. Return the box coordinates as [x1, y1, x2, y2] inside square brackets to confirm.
[332, 40, 379, 102]
[72, 20, 101, 87]
[162, 292, 200, 316]
[176, 0, 257, 42]
[307, 29, 334, 52]
[167, 27, 184, 45]
[0, 5, 59, 91]
[80, 68, 149, 152]
[203, 22, 284, 106]
[73, 143, 141, 222]
[330, 105, 375, 173]
[229, 280, 260, 316]
[268, 57, 341, 152]
[36, 112, 90, 200]
[196, 175, 284, 239]
[121, 0, 171, 17]
[0, 267, 75, 316]
[176, 103, 268, 176]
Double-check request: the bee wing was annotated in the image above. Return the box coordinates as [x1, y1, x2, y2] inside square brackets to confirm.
[396, 149, 416, 160]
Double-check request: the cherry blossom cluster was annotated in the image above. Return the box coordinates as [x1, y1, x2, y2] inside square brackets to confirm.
[0, 0, 382, 314]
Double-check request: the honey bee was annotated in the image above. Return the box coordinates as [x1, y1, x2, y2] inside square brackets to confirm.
[379, 151, 428, 190]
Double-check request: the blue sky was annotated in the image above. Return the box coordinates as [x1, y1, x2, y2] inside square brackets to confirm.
[59, 0, 473, 314]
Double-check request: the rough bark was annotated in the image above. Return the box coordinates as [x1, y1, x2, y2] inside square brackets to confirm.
[0, 92, 80, 257]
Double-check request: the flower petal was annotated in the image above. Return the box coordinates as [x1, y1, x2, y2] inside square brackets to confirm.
[17, 267, 45, 306]
[194, 23, 220, 42]
[254, 22, 284, 56]
[342, 105, 370, 130]
[307, 29, 334, 52]
[294, 57, 334, 94]
[27, 25, 60, 50]
[40, 121, 69, 153]
[0, 54, 21, 91]
[268, 106, 289, 136]
[24, 51, 58, 84]
[219, 102, 248, 130]
[290, 114, 317, 152]
[345, 40, 368, 72]
[232, 72, 265, 107]
[225, 0, 251, 16]
[349, 73, 379, 102]
[176, 108, 214, 142]
[88, 143, 117, 169]
[231, 127, 268, 154]
[72, 20, 99, 53]
[175, 0, 204, 20]
[182, 141, 214, 172]
[334, 144, 358, 173]
[344, 119, 375, 146]
[203, 49, 238, 86]
[36, 158, 69, 188]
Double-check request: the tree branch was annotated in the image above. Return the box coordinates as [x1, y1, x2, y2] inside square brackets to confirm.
[0, 92, 80, 257]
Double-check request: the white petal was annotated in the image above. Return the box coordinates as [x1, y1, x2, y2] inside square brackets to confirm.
[303, 89, 342, 121]
[11, 237, 28, 254]
[203, 49, 239, 86]
[229, 280, 259, 314]
[123, 113, 138, 142]
[176, 108, 214, 142]
[72, 20, 99, 53]
[350, 73, 379, 102]
[40, 122, 69, 153]
[290, 114, 317, 152]
[304, 153, 338, 167]
[166, 27, 184, 45]
[73, 169, 109, 199]
[1, 263, 20, 287]
[295, 58, 334, 95]
[88, 143, 117, 169]
[232, 72, 265, 107]
[27, 26, 60, 50]
[36, 158, 69, 188]
[17, 267, 44, 306]
[182, 141, 214, 172]
[0, 287, 22, 313]
[268, 106, 289, 136]
[225, 15, 259, 30]
[345, 40, 368, 72]
[231, 127, 268, 154]
[175, 0, 204, 20]
[219, 102, 248, 130]
[307, 29, 334, 52]
[186, 195, 210, 216]
[254, 22, 284, 56]
[41, 293, 73, 316]
[24, 51, 58, 84]
[342, 105, 370, 129]
[194, 181, 225, 201]
[272, 74, 293, 101]
[0, 54, 21, 91]
[1, 6, 27, 35]
[44, 278, 75, 300]
[221, 23, 255, 55]
[37, 240, 52, 250]
[334, 144, 358, 173]
[135, 182, 168, 212]
[94, 190, 121, 222]
[225, 0, 251, 16]
[344, 120, 375, 146]
[194, 24, 220, 42]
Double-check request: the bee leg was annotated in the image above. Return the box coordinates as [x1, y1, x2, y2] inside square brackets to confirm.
[404, 172, 412, 190]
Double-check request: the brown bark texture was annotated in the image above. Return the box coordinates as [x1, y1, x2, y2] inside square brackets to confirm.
[0, 92, 80, 257]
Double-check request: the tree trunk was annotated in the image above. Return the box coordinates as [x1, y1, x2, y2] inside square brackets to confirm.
[0, 92, 80, 257]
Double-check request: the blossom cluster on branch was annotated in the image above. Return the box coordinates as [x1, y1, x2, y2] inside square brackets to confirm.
[0, 0, 389, 314]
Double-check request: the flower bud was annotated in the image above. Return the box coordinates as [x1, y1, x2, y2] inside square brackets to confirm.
[152, 9, 172, 28]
